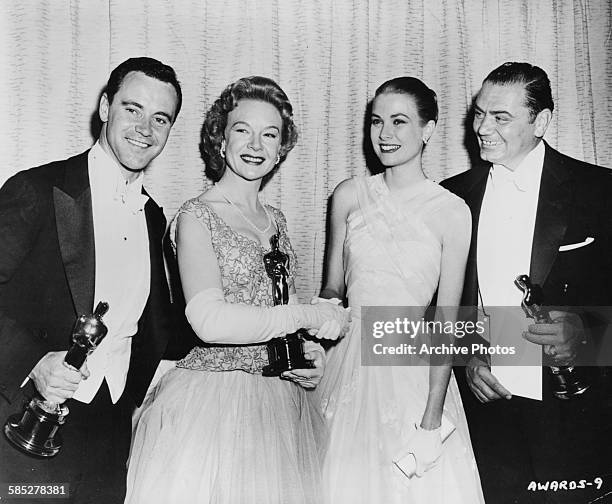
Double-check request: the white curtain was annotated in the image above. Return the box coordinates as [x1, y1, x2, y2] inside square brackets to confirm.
[1, 0, 610, 296]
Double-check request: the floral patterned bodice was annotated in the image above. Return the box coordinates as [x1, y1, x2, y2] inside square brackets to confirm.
[175, 198, 297, 374]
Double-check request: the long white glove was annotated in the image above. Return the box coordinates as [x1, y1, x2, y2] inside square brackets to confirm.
[185, 288, 349, 345]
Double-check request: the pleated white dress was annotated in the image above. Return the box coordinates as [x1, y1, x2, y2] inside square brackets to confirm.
[317, 175, 485, 504]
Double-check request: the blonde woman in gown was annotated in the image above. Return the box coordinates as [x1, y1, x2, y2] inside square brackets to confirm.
[125, 77, 349, 503]
[317, 77, 484, 503]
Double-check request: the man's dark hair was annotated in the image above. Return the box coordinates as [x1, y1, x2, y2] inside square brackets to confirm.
[484, 62, 554, 121]
[105, 57, 182, 121]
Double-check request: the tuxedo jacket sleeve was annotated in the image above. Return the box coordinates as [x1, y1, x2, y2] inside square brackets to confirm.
[439, 164, 489, 358]
[159, 229, 201, 361]
[0, 155, 93, 404]
[0, 152, 178, 408]
[0, 172, 49, 400]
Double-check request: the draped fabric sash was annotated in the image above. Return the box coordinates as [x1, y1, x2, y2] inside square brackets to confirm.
[354, 175, 441, 297]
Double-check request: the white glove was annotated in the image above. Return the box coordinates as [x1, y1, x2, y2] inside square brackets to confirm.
[396, 424, 442, 477]
[308, 297, 349, 340]
[185, 288, 349, 345]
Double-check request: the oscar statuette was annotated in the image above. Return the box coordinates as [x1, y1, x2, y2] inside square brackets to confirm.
[4, 301, 109, 457]
[261, 234, 314, 376]
[514, 275, 589, 399]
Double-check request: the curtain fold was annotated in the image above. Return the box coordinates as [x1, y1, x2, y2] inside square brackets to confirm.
[1, 0, 610, 295]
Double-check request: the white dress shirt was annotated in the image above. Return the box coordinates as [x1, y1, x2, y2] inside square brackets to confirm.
[72, 142, 151, 403]
[477, 141, 545, 399]
[477, 141, 545, 307]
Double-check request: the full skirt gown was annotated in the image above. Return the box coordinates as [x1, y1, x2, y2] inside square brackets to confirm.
[125, 199, 325, 504]
[317, 175, 485, 504]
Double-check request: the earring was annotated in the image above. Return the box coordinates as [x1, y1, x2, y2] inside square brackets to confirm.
[220, 142, 226, 159]
[423, 138, 428, 145]
[276, 154, 280, 165]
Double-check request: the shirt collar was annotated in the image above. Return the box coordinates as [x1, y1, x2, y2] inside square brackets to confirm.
[489, 141, 545, 193]
[88, 142, 149, 213]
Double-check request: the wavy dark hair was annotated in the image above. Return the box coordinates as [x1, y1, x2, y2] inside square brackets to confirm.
[374, 76, 438, 125]
[201, 76, 298, 182]
[105, 57, 182, 122]
[483, 62, 554, 121]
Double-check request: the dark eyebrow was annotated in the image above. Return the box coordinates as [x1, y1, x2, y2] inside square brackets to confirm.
[121, 100, 173, 122]
[474, 103, 513, 117]
[121, 100, 143, 110]
[370, 113, 409, 119]
[155, 111, 173, 122]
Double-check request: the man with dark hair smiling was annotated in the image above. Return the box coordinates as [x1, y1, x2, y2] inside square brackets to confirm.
[0, 57, 182, 503]
[443, 62, 612, 503]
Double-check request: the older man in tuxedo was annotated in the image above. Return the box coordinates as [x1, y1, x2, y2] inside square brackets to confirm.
[442, 62, 612, 504]
[0, 57, 183, 503]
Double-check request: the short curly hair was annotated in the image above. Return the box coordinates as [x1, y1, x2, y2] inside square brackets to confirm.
[201, 76, 298, 181]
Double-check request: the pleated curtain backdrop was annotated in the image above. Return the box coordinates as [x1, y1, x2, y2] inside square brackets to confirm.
[1, 0, 611, 296]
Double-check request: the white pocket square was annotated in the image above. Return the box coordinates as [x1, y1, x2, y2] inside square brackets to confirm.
[559, 237, 594, 252]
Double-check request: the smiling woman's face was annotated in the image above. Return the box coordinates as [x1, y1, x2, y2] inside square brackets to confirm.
[223, 99, 283, 182]
[370, 92, 431, 170]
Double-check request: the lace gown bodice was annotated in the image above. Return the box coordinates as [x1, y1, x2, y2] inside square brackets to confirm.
[126, 195, 325, 504]
[174, 198, 297, 374]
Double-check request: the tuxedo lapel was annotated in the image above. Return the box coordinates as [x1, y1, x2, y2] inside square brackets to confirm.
[459, 166, 489, 307]
[529, 144, 571, 286]
[53, 153, 95, 315]
[127, 194, 170, 405]
[139, 192, 166, 346]
[143, 190, 164, 271]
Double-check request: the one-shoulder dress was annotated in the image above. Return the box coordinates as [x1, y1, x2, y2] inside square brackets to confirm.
[317, 175, 485, 503]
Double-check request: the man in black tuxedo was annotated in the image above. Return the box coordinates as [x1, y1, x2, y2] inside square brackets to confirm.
[0, 57, 183, 503]
[442, 62, 612, 503]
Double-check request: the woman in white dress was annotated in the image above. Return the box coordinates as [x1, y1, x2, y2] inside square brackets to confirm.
[125, 76, 349, 504]
[317, 77, 485, 503]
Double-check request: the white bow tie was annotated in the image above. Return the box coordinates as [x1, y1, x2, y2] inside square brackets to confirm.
[491, 166, 527, 192]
